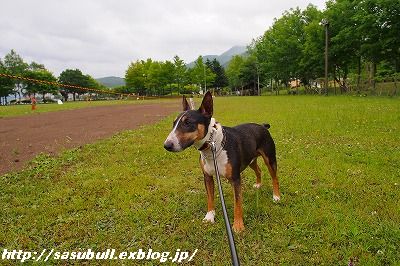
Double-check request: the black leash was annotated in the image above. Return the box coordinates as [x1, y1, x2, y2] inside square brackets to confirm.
[210, 142, 240, 266]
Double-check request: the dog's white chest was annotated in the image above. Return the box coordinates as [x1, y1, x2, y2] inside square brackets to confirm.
[201, 149, 228, 177]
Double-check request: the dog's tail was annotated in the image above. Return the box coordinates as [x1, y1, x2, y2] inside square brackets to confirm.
[262, 123, 271, 129]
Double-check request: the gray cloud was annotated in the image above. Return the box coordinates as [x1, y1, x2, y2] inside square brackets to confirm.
[0, 0, 326, 78]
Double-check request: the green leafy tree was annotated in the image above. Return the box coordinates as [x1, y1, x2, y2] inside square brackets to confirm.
[226, 55, 245, 91]
[239, 55, 259, 95]
[113, 85, 136, 95]
[189, 56, 215, 91]
[147, 60, 162, 95]
[85, 74, 105, 98]
[182, 84, 200, 94]
[29, 61, 46, 71]
[159, 60, 175, 95]
[299, 5, 325, 86]
[354, 0, 400, 88]
[3, 50, 29, 101]
[322, 0, 400, 91]
[0, 59, 14, 104]
[325, 0, 361, 91]
[24, 69, 58, 101]
[85, 75, 101, 89]
[377, 0, 400, 73]
[58, 69, 90, 101]
[173, 55, 187, 94]
[255, 8, 306, 86]
[125, 60, 147, 95]
[125, 59, 157, 96]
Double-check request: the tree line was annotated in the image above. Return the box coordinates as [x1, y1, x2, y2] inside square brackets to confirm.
[0, 50, 105, 105]
[249, 0, 399, 95]
[123, 55, 228, 96]
[125, 0, 399, 96]
[1, 0, 399, 101]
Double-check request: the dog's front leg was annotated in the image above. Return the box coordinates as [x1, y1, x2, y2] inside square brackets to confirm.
[231, 174, 244, 233]
[203, 173, 215, 223]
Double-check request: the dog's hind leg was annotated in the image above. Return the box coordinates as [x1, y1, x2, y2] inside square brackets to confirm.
[231, 175, 245, 233]
[249, 158, 262, 189]
[258, 149, 280, 201]
[225, 162, 244, 233]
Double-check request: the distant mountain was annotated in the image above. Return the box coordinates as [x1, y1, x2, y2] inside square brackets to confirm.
[218, 46, 248, 65]
[187, 45, 247, 68]
[96, 76, 125, 88]
[202, 54, 219, 63]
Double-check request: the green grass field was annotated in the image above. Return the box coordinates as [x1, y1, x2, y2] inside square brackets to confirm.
[1, 96, 399, 265]
[0, 98, 173, 118]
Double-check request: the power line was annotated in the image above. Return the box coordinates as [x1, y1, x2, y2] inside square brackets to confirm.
[0, 73, 133, 97]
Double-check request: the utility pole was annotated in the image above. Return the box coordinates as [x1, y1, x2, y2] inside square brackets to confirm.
[256, 61, 260, 96]
[320, 19, 329, 96]
[203, 64, 207, 92]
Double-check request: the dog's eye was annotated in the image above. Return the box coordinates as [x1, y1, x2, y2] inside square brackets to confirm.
[184, 119, 191, 125]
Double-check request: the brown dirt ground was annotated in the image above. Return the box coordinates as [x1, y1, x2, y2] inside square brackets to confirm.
[0, 102, 178, 175]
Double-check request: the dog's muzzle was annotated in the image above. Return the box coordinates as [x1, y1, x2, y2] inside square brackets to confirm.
[164, 140, 175, 151]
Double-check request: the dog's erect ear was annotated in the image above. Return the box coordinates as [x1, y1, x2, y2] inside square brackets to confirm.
[182, 95, 190, 111]
[199, 91, 213, 118]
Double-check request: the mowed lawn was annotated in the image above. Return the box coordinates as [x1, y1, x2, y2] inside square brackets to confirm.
[0, 98, 173, 118]
[1, 96, 399, 265]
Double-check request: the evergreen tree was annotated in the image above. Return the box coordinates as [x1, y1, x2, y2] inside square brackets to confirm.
[206, 58, 228, 90]
[173, 55, 187, 94]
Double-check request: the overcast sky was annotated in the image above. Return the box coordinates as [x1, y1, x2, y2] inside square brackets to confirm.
[0, 0, 326, 78]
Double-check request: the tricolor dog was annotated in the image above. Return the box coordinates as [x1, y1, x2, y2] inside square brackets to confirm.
[164, 92, 280, 233]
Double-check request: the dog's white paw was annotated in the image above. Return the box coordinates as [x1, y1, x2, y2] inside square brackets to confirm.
[203, 210, 215, 223]
[253, 183, 262, 189]
[273, 195, 280, 202]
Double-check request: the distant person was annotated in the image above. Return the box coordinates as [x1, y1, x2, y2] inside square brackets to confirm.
[31, 96, 37, 111]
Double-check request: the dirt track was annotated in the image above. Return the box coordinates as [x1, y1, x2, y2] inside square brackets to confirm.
[0, 103, 178, 175]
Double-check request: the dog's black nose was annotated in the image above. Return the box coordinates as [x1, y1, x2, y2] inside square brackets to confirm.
[164, 141, 174, 151]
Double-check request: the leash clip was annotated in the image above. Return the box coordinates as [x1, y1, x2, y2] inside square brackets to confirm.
[210, 141, 217, 153]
